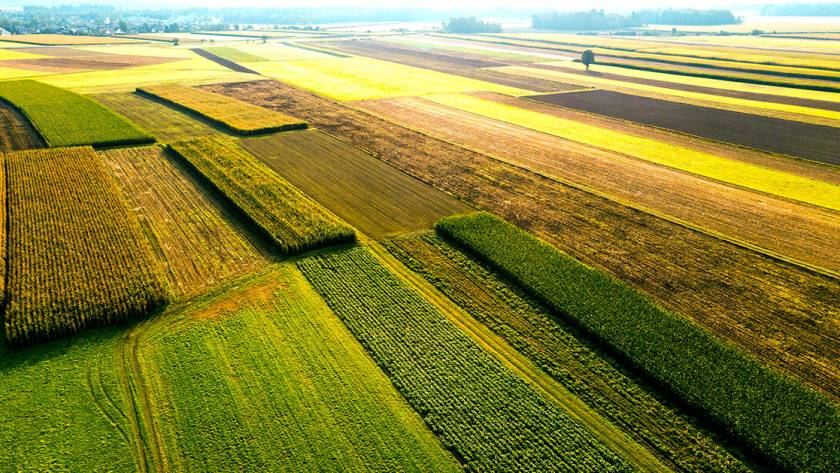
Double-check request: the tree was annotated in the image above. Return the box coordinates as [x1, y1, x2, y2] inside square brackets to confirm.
[581, 49, 595, 70]
[172, 38, 179, 46]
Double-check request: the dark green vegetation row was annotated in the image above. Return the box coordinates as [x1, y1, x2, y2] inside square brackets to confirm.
[298, 246, 632, 472]
[168, 137, 355, 254]
[3, 147, 168, 346]
[435, 212, 840, 472]
[384, 232, 748, 472]
[0, 80, 153, 148]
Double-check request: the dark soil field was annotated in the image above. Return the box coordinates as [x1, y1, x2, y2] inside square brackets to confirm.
[529, 63, 840, 112]
[190, 48, 260, 74]
[0, 102, 44, 151]
[240, 129, 471, 238]
[318, 39, 583, 93]
[205, 79, 840, 403]
[528, 89, 840, 165]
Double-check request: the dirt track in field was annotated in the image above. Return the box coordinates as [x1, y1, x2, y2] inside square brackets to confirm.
[528, 63, 840, 112]
[240, 130, 471, 239]
[316, 39, 583, 93]
[528, 89, 840, 165]
[0, 102, 44, 152]
[356, 95, 840, 275]
[205, 80, 840, 403]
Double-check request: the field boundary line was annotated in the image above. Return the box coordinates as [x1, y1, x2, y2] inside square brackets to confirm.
[363, 238, 671, 472]
[346, 101, 840, 281]
[515, 93, 840, 173]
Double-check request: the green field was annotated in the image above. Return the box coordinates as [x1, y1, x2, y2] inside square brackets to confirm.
[202, 46, 269, 63]
[0, 80, 154, 147]
[436, 212, 840, 472]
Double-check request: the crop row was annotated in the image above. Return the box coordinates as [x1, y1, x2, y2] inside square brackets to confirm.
[0, 80, 154, 148]
[436, 212, 840, 472]
[168, 137, 355, 254]
[3, 147, 168, 346]
[137, 84, 307, 134]
[297, 246, 632, 472]
[383, 232, 748, 472]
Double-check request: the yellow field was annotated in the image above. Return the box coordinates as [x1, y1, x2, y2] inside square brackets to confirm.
[0, 49, 46, 60]
[228, 42, 336, 61]
[252, 56, 530, 101]
[75, 44, 198, 59]
[426, 93, 840, 211]
[0, 66, 51, 81]
[38, 57, 255, 93]
[491, 65, 840, 124]
[629, 34, 840, 54]
[537, 60, 840, 103]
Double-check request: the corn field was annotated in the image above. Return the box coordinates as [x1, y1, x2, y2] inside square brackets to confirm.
[168, 137, 355, 255]
[4, 147, 169, 346]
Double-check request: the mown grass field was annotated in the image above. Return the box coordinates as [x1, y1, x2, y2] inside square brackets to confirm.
[202, 46, 268, 63]
[137, 84, 307, 134]
[426, 93, 840, 211]
[4, 147, 168, 345]
[168, 137, 355, 254]
[240, 130, 471, 238]
[0, 80, 154, 147]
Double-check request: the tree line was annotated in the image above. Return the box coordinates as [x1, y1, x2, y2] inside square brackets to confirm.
[761, 3, 840, 16]
[532, 9, 741, 31]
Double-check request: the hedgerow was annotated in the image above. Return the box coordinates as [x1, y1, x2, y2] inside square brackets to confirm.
[435, 211, 840, 472]
[168, 137, 355, 254]
[0, 80, 154, 148]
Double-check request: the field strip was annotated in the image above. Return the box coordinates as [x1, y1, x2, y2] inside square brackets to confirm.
[351, 100, 840, 280]
[364, 238, 671, 471]
[423, 93, 840, 212]
[490, 65, 840, 126]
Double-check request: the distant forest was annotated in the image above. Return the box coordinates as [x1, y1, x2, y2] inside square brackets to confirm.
[761, 3, 840, 16]
[532, 9, 741, 31]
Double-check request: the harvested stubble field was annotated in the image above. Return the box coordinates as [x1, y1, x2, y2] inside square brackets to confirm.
[3, 147, 168, 346]
[168, 137, 355, 254]
[92, 92, 221, 143]
[426, 93, 839, 211]
[436, 212, 840, 473]
[528, 89, 840, 166]
[317, 38, 583, 93]
[298, 246, 633, 472]
[137, 85, 306, 134]
[205, 79, 840, 401]
[357, 95, 840, 275]
[0, 80, 154, 148]
[0, 34, 146, 46]
[0, 102, 43, 152]
[99, 145, 269, 297]
[384, 231, 748, 472]
[0, 53, 181, 73]
[239, 130, 471, 239]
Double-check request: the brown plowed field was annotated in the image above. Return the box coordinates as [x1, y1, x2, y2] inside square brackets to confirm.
[204, 79, 840, 402]
[240, 130, 471, 238]
[0, 102, 44, 152]
[529, 89, 840, 165]
[356, 95, 840, 274]
[481, 92, 840, 185]
[318, 39, 583, 93]
[529, 62, 840, 112]
[99, 145, 268, 297]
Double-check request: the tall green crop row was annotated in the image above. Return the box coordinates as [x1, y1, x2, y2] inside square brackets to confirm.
[4, 147, 168, 346]
[297, 246, 632, 472]
[0, 80, 154, 148]
[436, 211, 840, 472]
[168, 137, 355, 254]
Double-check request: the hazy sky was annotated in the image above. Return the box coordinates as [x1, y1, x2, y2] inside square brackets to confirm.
[1, 0, 789, 10]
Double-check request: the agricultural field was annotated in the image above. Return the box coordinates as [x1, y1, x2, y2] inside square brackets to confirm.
[1, 22, 838, 473]
[137, 84, 307, 134]
[168, 137, 355, 254]
[0, 80, 154, 147]
[239, 130, 471, 238]
[3, 147, 168, 345]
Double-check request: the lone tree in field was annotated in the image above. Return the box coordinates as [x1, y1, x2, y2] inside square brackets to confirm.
[581, 49, 595, 70]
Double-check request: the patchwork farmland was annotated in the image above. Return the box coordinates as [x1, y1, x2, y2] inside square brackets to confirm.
[0, 16, 838, 473]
